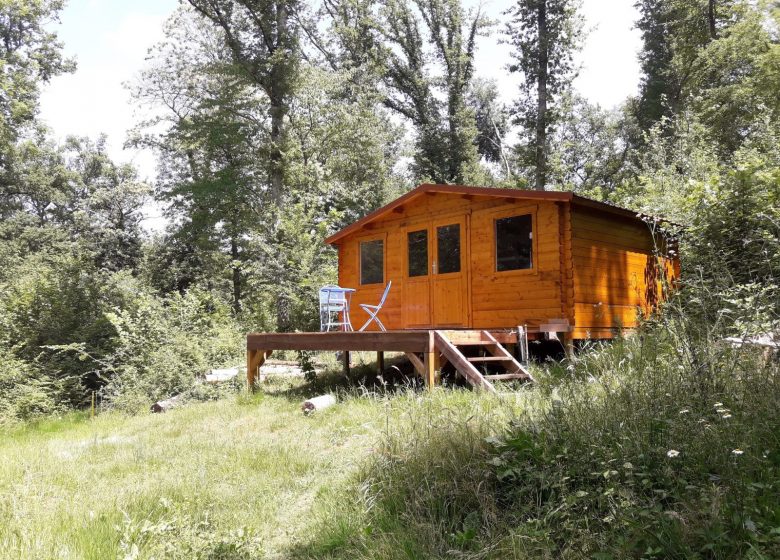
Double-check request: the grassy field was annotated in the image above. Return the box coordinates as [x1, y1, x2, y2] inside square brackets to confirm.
[2, 334, 778, 560]
[0, 371, 521, 560]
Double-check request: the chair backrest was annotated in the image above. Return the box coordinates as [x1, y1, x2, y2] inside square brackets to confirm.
[377, 280, 392, 307]
[319, 285, 346, 306]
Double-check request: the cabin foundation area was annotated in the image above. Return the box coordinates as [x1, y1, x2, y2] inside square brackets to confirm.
[246, 330, 536, 393]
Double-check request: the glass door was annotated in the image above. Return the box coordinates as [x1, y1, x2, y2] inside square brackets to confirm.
[403, 227, 432, 327]
[431, 216, 468, 327]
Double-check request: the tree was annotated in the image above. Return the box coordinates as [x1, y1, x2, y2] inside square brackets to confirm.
[632, 0, 735, 133]
[546, 95, 636, 197]
[130, 9, 266, 313]
[184, 0, 301, 202]
[688, 4, 780, 153]
[130, 8, 402, 322]
[323, 0, 491, 184]
[0, 0, 74, 194]
[505, 0, 584, 190]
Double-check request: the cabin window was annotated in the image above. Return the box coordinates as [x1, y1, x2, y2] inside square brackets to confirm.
[495, 214, 533, 271]
[437, 224, 461, 274]
[407, 230, 428, 277]
[360, 239, 384, 284]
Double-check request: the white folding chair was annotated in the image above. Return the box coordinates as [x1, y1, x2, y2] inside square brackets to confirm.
[319, 285, 353, 331]
[358, 281, 392, 332]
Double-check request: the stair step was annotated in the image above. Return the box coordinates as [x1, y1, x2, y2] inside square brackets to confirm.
[484, 373, 531, 381]
[455, 341, 497, 346]
[467, 356, 512, 362]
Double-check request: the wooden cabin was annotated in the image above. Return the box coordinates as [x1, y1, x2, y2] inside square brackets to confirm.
[325, 183, 679, 342]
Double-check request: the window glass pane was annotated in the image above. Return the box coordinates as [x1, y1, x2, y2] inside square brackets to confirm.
[437, 224, 460, 274]
[360, 239, 384, 284]
[407, 230, 428, 277]
[496, 214, 533, 271]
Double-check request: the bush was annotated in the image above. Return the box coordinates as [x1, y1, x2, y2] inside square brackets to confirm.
[101, 287, 244, 412]
[0, 253, 119, 406]
[488, 292, 780, 559]
[0, 347, 61, 425]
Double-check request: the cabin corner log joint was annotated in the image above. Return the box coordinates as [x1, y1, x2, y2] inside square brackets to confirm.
[247, 184, 679, 391]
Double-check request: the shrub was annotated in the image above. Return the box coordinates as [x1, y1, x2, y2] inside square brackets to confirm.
[0, 253, 119, 406]
[101, 287, 244, 412]
[0, 346, 61, 424]
[489, 291, 780, 558]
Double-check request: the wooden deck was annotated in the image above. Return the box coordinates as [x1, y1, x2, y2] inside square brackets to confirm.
[247, 329, 533, 392]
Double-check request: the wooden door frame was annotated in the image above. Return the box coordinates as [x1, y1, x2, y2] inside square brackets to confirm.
[398, 210, 473, 329]
[430, 213, 470, 328]
[402, 223, 433, 328]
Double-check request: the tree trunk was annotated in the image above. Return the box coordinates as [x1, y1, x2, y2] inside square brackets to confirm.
[231, 232, 241, 314]
[708, 0, 717, 40]
[535, 0, 549, 191]
[269, 97, 285, 201]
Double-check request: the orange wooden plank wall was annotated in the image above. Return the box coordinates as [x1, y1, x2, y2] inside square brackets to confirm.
[570, 205, 678, 338]
[336, 193, 569, 331]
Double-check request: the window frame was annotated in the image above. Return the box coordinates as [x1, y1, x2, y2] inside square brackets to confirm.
[357, 233, 387, 286]
[491, 207, 538, 276]
[406, 227, 429, 278]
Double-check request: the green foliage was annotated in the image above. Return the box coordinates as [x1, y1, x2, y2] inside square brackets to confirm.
[324, 0, 493, 184]
[547, 94, 636, 195]
[0, 345, 60, 424]
[505, 0, 585, 188]
[0, 0, 74, 188]
[0, 254, 120, 405]
[487, 294, 780, 558]
[102, 287, 244, 412]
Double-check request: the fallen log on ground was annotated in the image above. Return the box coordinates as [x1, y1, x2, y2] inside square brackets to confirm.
[151, 394, 182, 413]
[302, 394, 336, 415]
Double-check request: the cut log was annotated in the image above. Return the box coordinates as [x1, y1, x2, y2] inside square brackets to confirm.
[302, 394, 337, 415]
[151, 394, 182, 413]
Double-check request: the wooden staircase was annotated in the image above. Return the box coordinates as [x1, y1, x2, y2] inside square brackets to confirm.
[432, 330, 534, 393]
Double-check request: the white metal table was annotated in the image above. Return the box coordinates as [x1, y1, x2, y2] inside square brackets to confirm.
[319, 286, 356, 331]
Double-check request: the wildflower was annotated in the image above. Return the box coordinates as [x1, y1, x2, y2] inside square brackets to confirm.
[716, 408, 729, 414]
[732, 449, 744, 456]
[714, 402, 723, 407]
[721, 414, 732, 419]
[679, 409, 690, 414]
[667, 449, 680, 458]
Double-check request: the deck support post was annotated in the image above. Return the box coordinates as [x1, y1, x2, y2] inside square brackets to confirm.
[376, 351, 385, 376]
[247, 349, 256, 391]
[342, 351, 351, 377]
[246, 349, 269, 392]
[424, 352, 436, 389]
[563, 333, 575, 360]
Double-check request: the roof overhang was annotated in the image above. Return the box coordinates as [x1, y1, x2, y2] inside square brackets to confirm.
[324, 183, 664, 245]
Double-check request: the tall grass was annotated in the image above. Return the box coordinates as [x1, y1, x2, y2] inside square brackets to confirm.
[298, 289, 780, 559]
[1, 286, 778, 559]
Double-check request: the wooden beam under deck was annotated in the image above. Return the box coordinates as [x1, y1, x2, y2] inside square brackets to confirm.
[247, 331, 435, 353]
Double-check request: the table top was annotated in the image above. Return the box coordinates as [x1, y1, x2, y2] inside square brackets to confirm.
[321, 286, 355, 293]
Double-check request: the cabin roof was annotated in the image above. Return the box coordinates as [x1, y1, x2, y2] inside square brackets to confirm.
[325, 183, 653, 245]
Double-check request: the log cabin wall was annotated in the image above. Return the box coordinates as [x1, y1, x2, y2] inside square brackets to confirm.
[570, 205, 677, 339]
[336, 193, 568, 332]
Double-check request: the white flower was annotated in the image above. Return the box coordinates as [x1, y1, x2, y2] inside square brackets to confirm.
[722, 414, 732, 419]
[716, 408, 729, 414]
[732, 449, 744, 456]
[679, 409, 690, 414]
[667, 449, 680, 458]
[714, 402, 724, 407]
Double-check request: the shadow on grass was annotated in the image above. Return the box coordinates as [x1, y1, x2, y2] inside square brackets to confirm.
[258, 353, 428, 402]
